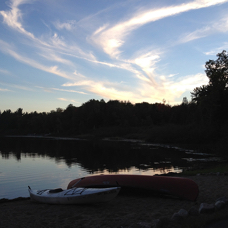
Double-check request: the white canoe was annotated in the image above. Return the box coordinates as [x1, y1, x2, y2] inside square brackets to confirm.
[28, 186, 120, 204]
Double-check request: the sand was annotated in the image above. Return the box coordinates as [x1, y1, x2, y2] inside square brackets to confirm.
[1, 175, 228, 228]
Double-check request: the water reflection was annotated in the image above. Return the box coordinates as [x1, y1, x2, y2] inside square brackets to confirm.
[0, 137, 188, 174]
[0, 137, 225, 199]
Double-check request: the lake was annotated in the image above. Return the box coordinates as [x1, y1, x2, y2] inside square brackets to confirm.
[0, 136, 224, 199]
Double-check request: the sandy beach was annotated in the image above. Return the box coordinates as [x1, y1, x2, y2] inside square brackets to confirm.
[1, 175, 228, 228]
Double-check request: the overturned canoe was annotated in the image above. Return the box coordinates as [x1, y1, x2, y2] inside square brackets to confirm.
[28, 186, 120, 204]
[67, 174, 199, 201]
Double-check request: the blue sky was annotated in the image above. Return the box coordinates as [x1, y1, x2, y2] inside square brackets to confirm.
[1, 0, 228, 113]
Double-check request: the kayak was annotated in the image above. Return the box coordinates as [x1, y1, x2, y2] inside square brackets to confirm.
[67, 174, 199, 201]
[28, 186, 121, 204]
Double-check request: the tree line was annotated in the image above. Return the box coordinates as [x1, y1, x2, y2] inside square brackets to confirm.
[1, 51, 228, 142]
[0, 99, 191, 135]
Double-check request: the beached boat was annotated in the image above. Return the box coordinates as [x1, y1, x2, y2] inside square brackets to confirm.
[28, 186, 120, 204]
[67, 174, 199, 201]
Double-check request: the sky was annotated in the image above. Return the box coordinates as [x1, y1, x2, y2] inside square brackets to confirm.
[1, 0, 228, 113]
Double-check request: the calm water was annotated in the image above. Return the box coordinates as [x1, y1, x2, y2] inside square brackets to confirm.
[0, 136, 223, 199]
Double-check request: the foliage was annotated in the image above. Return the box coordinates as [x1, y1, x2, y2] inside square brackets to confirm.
[191, 50, 228, 124]
[0, 99, 197, 136]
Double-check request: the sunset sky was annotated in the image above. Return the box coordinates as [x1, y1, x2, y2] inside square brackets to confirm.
[1, 0, 228, 112]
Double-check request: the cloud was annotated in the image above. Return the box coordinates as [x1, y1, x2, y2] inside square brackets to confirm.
[137, 72, 209, 104]
[62, 72, 209, 104]
[168, 73, 179, 78]
[0, 68, 11, 75]
[180, 26, 212, 43]
[129, 51, 161, 86]
[36, 86, 87, 95]
[204, 42, 228, 55]
[0, 0, 35, 39]
[215, 15, 228, 32]
[0, 88, 11, 92]
[62, 80, 140, 102]
[0, 39, 74, 80]
[0, 0, 226, 107]
[51, 33, 66, 47]
[57, 98, 80, 104]
[54, 20, 77, 31]
[0, 0, 97, 63]
[58, 98, 68, 101]
[52, 88, 87, 95]
[180, 15, 228, 43]
[0, 81, 34, 91]
[163, 73, 208, 93]
[38, 51, 74, 66]
[90, 0, 228, 59]
[93, 24, 108, 35]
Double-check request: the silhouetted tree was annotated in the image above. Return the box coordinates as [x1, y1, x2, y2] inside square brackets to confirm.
[191, 50, 228, 124]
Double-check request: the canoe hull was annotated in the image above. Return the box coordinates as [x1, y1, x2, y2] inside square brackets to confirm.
[29, 187, 120, 204]
[67, 175, 199, 201]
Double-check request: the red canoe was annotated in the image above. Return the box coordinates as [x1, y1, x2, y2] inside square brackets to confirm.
[67, 174, 199, 201]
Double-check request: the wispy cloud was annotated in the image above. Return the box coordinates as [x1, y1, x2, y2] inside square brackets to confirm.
[38, 51, 74, 66]
[180, 14, 228, 43]
[52, 88, 87, 94]
[36, 86, 87, 95]
[62, 71, 208, 104]
[204, 42, 228, 55]
[62, 80, 139, 101]
[87, 0, 228, 94]
[58, 98, 68, 101]
[0, 39, 74, 80]
[54, 20, 77, 31]
[57, 98, 80, 104]
[90, 0, 228, 59]
[0, 0, 227, 108]
[0, 81, 34, 91]
[0, 0, 97, 62]
[137, 72, 209, 104]
[0, 0, 35, 39]
[163, 73, 208, 93]
[129, 51, 161, 86]
[0, 88, 11, 92]
[180, 26, 212, 43]
[0, 68, 11, 75]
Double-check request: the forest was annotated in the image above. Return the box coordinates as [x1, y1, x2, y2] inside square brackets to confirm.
[1, 51, 228, 146]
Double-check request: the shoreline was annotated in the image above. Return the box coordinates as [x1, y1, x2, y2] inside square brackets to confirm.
[1, 175, 228, 228]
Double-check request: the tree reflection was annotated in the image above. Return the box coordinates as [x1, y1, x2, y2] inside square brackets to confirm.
[0, 137, 202, 174]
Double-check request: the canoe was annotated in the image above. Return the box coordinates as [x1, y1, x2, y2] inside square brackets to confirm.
[67, 174, 199, 201]
[28, 186, 120, 204]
